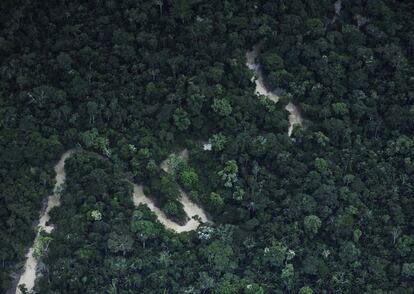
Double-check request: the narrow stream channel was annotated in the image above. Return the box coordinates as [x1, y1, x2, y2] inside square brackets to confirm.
[246, 45, 303, 136]
[15, 149, 209, 293]
[134, 148, 209, 232]
[134, 184, 209, 233]
[16, 150, 74, 294]
[158, 149, 209, 231]
[16, 44, 303, 293]
[332, 0, 342, 23]
[132, 184, 208, 233]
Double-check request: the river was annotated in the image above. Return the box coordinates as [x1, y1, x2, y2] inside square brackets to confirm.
[158, 149, 209, 232]
[15, 149, 209, 293]
[132, 183, 208, 233]
[133, 148, 209, 233]
[16, 44, 302, 293]
[246, 45, 303, 136]
[16, 150, 74, 294]
[332, 0, 342, 23]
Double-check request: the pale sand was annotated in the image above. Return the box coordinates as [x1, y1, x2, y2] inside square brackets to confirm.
[16, 150, 74, 294]
[16, 148, 210, 293]
[152, 149, 208, 232]
[132, 184, 208, 233]
[246, 46, 303, 136]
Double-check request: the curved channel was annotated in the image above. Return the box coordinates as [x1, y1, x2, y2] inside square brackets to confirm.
[16, 149, 209, 293]
[246, 45, 303, 136]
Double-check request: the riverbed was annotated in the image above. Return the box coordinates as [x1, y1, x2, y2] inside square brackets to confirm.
[16, 44, 302, 293]
[15, 149, 209, 293]
[246, 46, 303, 136]
[332, 0, 342, 23]
[16, 150, 74, 294]
[158, 149, 209, 230]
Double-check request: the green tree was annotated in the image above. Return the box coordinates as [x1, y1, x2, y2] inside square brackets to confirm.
[396, 234, 413, 257]
[209, 192, 224, 210]
[314, 158, 330, 175]
[305, 18, 325, 37]
[245, 283, 265, 294]
[299, 286, 314, 294]
[210, 133, 227, 151]
[261, 50, 284, 73]
[212, 98, 232, 116]
[218, 160, 238, 188]
[107, 232, 134, 255]
[163, 200, 186, 221]
[203, 240, 235, 272]
[130, 214, 159, 247]
[172, 0, 192, 20]
[353, 229, 362, 243]
[173, 108, 191, 131]
[402, 263, 414, 277]
[332, 102, 349, 116]
[304, 215, 322, 234]
[56, 52, 72, 70]
[281, 263, 294, 286]
[178, 168, 199, 190]
[263, 242, 289, 268]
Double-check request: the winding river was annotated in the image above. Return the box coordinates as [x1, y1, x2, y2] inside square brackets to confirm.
[16, 45, 302, 293]
[132, 184, 208, 233]
[332, 0, 342, 23]
[16, 150, 74, 294]
[158, 149, 209, 231]
[246, 45, 303, 136]
[15, 149, 208, 293]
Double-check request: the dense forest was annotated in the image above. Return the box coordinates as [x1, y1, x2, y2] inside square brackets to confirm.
[1, 0, 413, 293]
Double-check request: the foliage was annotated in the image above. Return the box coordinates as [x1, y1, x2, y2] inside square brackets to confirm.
[1, 0, 414, 293]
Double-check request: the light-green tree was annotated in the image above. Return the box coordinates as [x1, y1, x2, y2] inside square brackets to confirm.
[281, 263, 294, 286]
[90, 210, 102, 221]
[178, 168, 199, 190]
[402, 263, 414, 277]
[80, 128, 111, 156]
[33, 230, 54, 259]
[173, 108, 191, 131]
[212, 98, 232, 116]
[314, 158, 330, 175]
[299, 286, 314, 294]
[304, 215, 322, 234]
[210, 133, 227, 151]
[203, 240, 235, 272]
[209, 192, 224, 210]
[263, 241, 289, 268]
[218, 160, 238, 188]
[332, 102, 349, 116]
[130, 211, 159, 247]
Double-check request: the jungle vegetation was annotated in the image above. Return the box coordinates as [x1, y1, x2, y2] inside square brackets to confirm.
[0, 0, 413, 293]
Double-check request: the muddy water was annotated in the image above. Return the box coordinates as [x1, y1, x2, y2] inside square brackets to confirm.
[157, 149, 209, 230]
[16, 150, 74, 294]
[133, 184, 191, 232]
[15, 44, 301, 293]
[246, 47, 280, 103]
[286, 102, 304, 136]
[15, 148, 210, 292]
[246, 46, 303, 136]
[133, 184, 208, 233]
[332, 0, 342, 23]
[335, 0, 342, 15]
